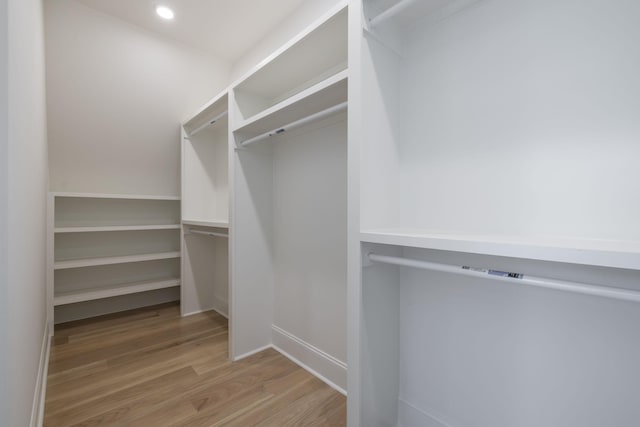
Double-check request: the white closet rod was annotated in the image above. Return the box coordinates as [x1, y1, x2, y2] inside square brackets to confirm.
[369, 0, 418, 27]
[188, 229, 228, 238]
[187, 111, 228, 138]
[367, 253, 640, 303]
[240, 101, 348, 148]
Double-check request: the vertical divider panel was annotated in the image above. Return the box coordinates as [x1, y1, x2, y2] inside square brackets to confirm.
[229, 88, 275, 359]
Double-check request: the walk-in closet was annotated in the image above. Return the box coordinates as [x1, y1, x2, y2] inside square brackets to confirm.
[2, 0, 639, 426]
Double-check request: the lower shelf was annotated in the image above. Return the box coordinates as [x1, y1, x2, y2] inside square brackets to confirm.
[54, 251, 181, 270]
[182, 219, 229, 228]
[54, 278, 180, 306]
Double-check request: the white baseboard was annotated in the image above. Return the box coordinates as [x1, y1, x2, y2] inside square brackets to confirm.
[232, 344, 273, 362]
[212, 295, 228, 319]
[397, 398, 456, 427]
[181, 299, 228, 320]
[30, 322, 51, 427]
[271, 324, 347, 394]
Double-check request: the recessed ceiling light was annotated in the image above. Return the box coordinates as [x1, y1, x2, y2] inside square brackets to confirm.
[156, 6, 174, 20]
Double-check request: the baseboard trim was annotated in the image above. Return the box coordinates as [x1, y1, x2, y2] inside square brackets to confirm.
[232, 344, 273, 362]
[212, 296, 228, 319]
[271, 324, 347, 394]
[30, 322, 51, 427]
[182, 306, 228, 320]
[397, 398, 456, 427]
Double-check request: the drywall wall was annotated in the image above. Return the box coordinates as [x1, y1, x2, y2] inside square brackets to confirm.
[5, 0, 49, 425]
[397, 0, 640, 240]
[0, 0, 9, 423]
[272, 116, 348, 388]
[230, 0, 342, 82]
[397, 247, 640, 427]
[45, 0, 230, 196]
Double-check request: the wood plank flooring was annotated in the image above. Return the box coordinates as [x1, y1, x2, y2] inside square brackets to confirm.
[44, 303, 346, 426]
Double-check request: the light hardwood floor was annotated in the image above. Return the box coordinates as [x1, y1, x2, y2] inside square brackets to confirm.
[44, 303, 346, 426]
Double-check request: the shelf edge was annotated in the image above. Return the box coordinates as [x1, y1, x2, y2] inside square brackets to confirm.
[360, 231, 640, 271]
[54, 251, 181, 270]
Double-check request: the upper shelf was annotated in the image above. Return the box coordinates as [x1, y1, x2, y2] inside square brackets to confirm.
[233, 70, 348, 145]
[182, 92, 229, 137]
[233, 4, 347, 122]
[361, 229, 640, 271]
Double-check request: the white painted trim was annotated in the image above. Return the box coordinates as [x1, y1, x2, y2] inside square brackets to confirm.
[30, 323, 51, 427]
[271, 324, 347, 394]
[232, 344, 273, 362]
[397, 398, 456, 427]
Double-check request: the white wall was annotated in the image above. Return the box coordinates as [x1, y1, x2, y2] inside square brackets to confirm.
[3, 0, 49, 425]
[45, 0, 230, 196]
[0, 0, 9, 422]
[272, 117, 348, 363]
[400, 0, 640, 240]
[230, 0, 342, 82]
[397, 248, 640, 427]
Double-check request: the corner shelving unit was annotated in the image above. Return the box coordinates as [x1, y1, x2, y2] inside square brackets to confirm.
[47, 192, 181, 327]
[181, 91, 230, 320]
[229, 2, 349, 392]
[350, 0, 640, 425]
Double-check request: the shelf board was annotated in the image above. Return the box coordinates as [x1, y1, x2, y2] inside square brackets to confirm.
[51, 192, 180, 201]
[183, 91, 228, 129]
[232, 3, 347, 119]
[360, 230, 640, 271]
[54, 251, 181, 270]
[182, 219, 229, 229]
[54, 278, 180, 306]
[233, 69, 348, 140]
[54, 224, 181, 233]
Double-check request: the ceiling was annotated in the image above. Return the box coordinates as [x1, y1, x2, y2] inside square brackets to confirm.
[77, 0, 307, 62]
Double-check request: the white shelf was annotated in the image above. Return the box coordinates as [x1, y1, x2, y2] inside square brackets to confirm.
[182, 219, 229, 229]
[54, 224, 181, 233]
[361, 230, 640, 271]
[233, 3, 347, 120]
[54, 251, 181, 270]
[52, 192, 180, 201]
[233, 70, 348, 141]
[54, 278, 180, 306]
[183, 92, 229, 136]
